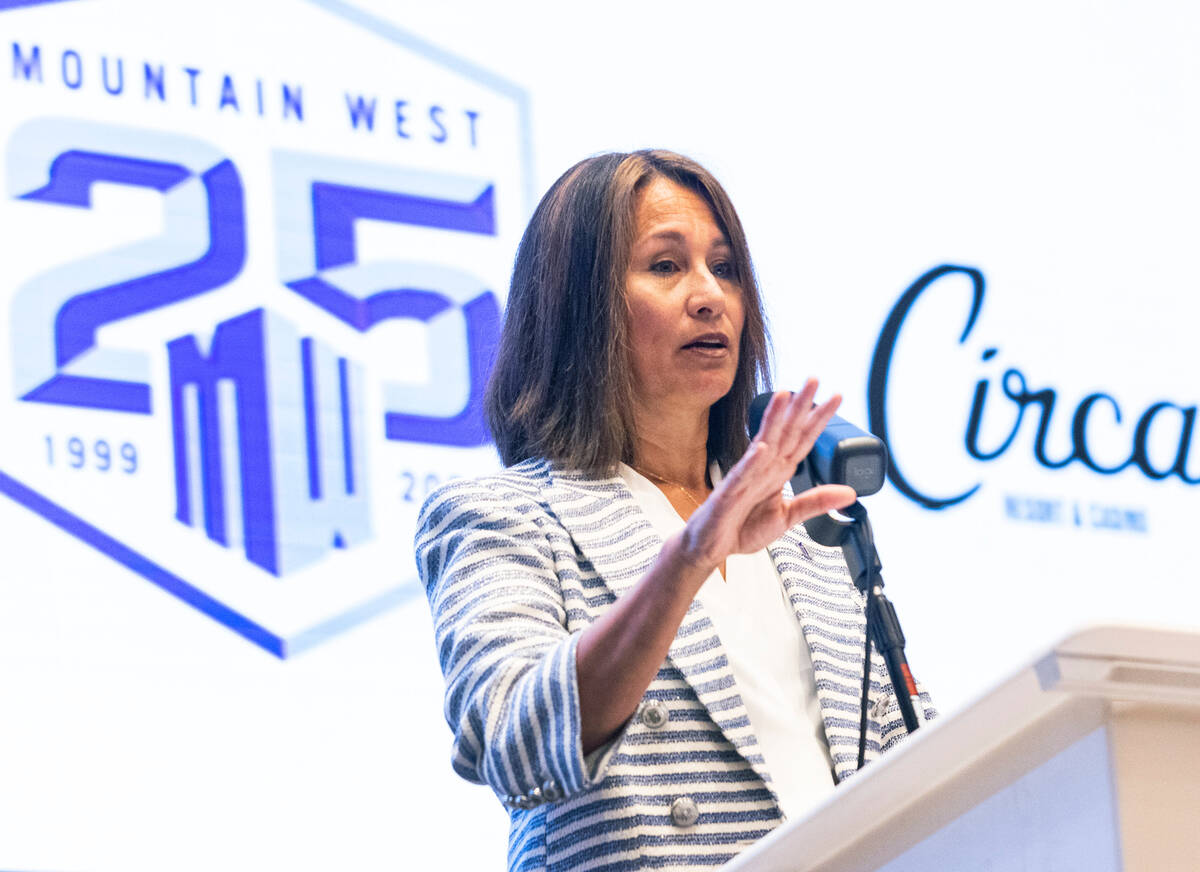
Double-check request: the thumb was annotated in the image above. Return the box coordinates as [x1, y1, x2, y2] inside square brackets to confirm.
[784, 485, 857, 526]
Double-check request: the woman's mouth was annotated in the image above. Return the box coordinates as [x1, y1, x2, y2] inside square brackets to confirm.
[681, 333, 730, 355]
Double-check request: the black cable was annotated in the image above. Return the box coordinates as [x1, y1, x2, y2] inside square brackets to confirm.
[856, 624, 872, 770]
[853, 509, 877, 771]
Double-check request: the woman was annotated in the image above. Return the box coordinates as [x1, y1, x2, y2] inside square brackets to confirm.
[415, 150, 931, 871]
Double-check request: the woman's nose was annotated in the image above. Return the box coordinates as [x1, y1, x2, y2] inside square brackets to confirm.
[686, 266, 726, 319]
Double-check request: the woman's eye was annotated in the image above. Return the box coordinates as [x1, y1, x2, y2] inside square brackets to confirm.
[650, 260, 678, 275]
[711, 261, 736, 279]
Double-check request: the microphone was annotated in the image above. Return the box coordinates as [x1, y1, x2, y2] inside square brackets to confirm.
[748, 392, 888, 497]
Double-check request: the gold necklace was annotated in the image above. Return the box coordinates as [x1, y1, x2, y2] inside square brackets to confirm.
[633, 467, 708, 510]
[632, 465, 726, 582]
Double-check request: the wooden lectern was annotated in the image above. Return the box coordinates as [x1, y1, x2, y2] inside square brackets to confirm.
[722, 625, 1200, 872]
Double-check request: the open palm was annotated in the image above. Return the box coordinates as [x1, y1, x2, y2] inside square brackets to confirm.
[679, 382, 856, 569]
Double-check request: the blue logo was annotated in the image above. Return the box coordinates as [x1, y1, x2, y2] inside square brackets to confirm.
[868, 264, 1190, 530]
[0, 2, 531, 656]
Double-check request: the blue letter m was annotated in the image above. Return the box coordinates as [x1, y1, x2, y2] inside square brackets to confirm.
[12, 43, 42, 82]
[167, 308, 370, 577]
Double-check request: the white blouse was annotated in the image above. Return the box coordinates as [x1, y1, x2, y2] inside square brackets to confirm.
[617, 463, 837, 820]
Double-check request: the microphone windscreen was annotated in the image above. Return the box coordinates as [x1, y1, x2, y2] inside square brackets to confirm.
[747, 391, 888, 496]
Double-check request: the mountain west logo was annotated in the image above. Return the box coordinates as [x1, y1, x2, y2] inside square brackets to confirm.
[0, 0, 530, 655]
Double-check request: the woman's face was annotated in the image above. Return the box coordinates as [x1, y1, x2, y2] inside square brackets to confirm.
[624, 176, 745, 419]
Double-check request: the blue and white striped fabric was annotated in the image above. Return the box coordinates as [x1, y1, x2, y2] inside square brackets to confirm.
[415, 458, 934, 871]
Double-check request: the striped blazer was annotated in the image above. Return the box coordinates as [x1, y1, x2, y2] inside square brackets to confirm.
[414, 458, 934, 871]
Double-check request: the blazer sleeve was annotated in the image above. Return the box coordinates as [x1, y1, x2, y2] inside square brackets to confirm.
[414, 476, 616, 808]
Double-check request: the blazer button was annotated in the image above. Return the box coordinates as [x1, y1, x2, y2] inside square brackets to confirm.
[670, 796, 700, 827]
[872, 694, 892, 720]
[640, 700, 670, 730]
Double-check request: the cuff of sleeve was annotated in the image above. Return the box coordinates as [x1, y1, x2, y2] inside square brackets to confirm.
[556, 631, 633, 794]
[581, 715, 631, 784]
[500, 632, 632, 809]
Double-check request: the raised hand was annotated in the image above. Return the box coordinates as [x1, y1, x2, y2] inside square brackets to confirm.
[678, 380, 857, 571]
[576, 379, 858, 753]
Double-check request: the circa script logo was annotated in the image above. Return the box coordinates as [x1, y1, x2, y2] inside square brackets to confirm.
[867, 264, 1198, 510]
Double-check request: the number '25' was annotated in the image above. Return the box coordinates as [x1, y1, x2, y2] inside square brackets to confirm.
[7, 119, 499, 446]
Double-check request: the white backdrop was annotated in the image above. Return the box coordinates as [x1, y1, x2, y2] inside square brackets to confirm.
[2, 1, 1199, 869]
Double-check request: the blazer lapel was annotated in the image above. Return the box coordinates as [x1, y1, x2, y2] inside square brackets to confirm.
[541, 462, 779, 801]
[540, 462, 661, 601]
[768, 525, 870, 783]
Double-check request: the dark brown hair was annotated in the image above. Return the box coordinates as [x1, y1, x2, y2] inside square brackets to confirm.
[486, 149, 771, 474]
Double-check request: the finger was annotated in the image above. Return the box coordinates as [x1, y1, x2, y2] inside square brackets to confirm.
[784, 484, 857, 526]
[776, 382, 821, 458]
[774, 380, 818, 456]
[755, 390, 792, 448]
[787, 392, 842, 463]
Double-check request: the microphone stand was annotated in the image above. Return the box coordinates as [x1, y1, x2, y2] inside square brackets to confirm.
[793, 474, 922, 766]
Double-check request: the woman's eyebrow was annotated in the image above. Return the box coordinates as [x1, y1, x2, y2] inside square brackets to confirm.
[638, 229, 686, 244]
[637, 229, 731, 247]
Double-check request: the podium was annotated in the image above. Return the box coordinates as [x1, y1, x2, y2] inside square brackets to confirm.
[722, 625, 1200, 872]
